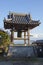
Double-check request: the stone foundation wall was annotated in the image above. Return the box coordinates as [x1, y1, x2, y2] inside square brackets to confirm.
[0, 46, 43, 65]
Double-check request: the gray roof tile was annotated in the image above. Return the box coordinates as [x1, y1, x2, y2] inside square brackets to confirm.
[11, 15, 30, 24]
[4, 13, 40, 25]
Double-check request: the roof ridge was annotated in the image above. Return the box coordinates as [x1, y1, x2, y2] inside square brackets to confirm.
[9, 12, 28, 16]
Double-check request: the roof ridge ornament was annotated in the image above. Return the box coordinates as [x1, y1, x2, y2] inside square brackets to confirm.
[28, 14, 32, 20]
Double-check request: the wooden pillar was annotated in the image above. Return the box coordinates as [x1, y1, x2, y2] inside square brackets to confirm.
[11, 30, 14, 42]
[27, 28, 30, 45]
[24, 31, 26, 46]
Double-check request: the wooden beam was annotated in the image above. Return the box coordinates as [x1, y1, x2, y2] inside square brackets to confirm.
[24, 32, 26, 46]
[11, 30, 14, 42]
[27, 28, 30, 45]
[13, 38, 28, 40]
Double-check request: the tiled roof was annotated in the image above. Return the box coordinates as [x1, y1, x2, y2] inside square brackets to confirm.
[4, 13, 40, 28]
[36, 40, 43, 44]
[4, 12, 41, 29]
[4, 13, 40, 25]
[10, 13, 31, 24]
[13, 15, 29, 24]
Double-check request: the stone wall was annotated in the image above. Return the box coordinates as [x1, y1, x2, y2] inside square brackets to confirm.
[8, 46, 36, 57]
[0, 46, 43, 65]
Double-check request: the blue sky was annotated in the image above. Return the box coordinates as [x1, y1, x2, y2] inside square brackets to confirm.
[0, 0, 43, 40]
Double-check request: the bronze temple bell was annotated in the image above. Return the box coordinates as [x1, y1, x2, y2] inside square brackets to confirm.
[17, 31, 22, 37]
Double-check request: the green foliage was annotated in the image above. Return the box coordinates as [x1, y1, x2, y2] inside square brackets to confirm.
[0, 30, 11, 47]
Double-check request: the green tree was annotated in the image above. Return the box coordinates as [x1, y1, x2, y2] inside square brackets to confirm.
[0, 30, 11, 47]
